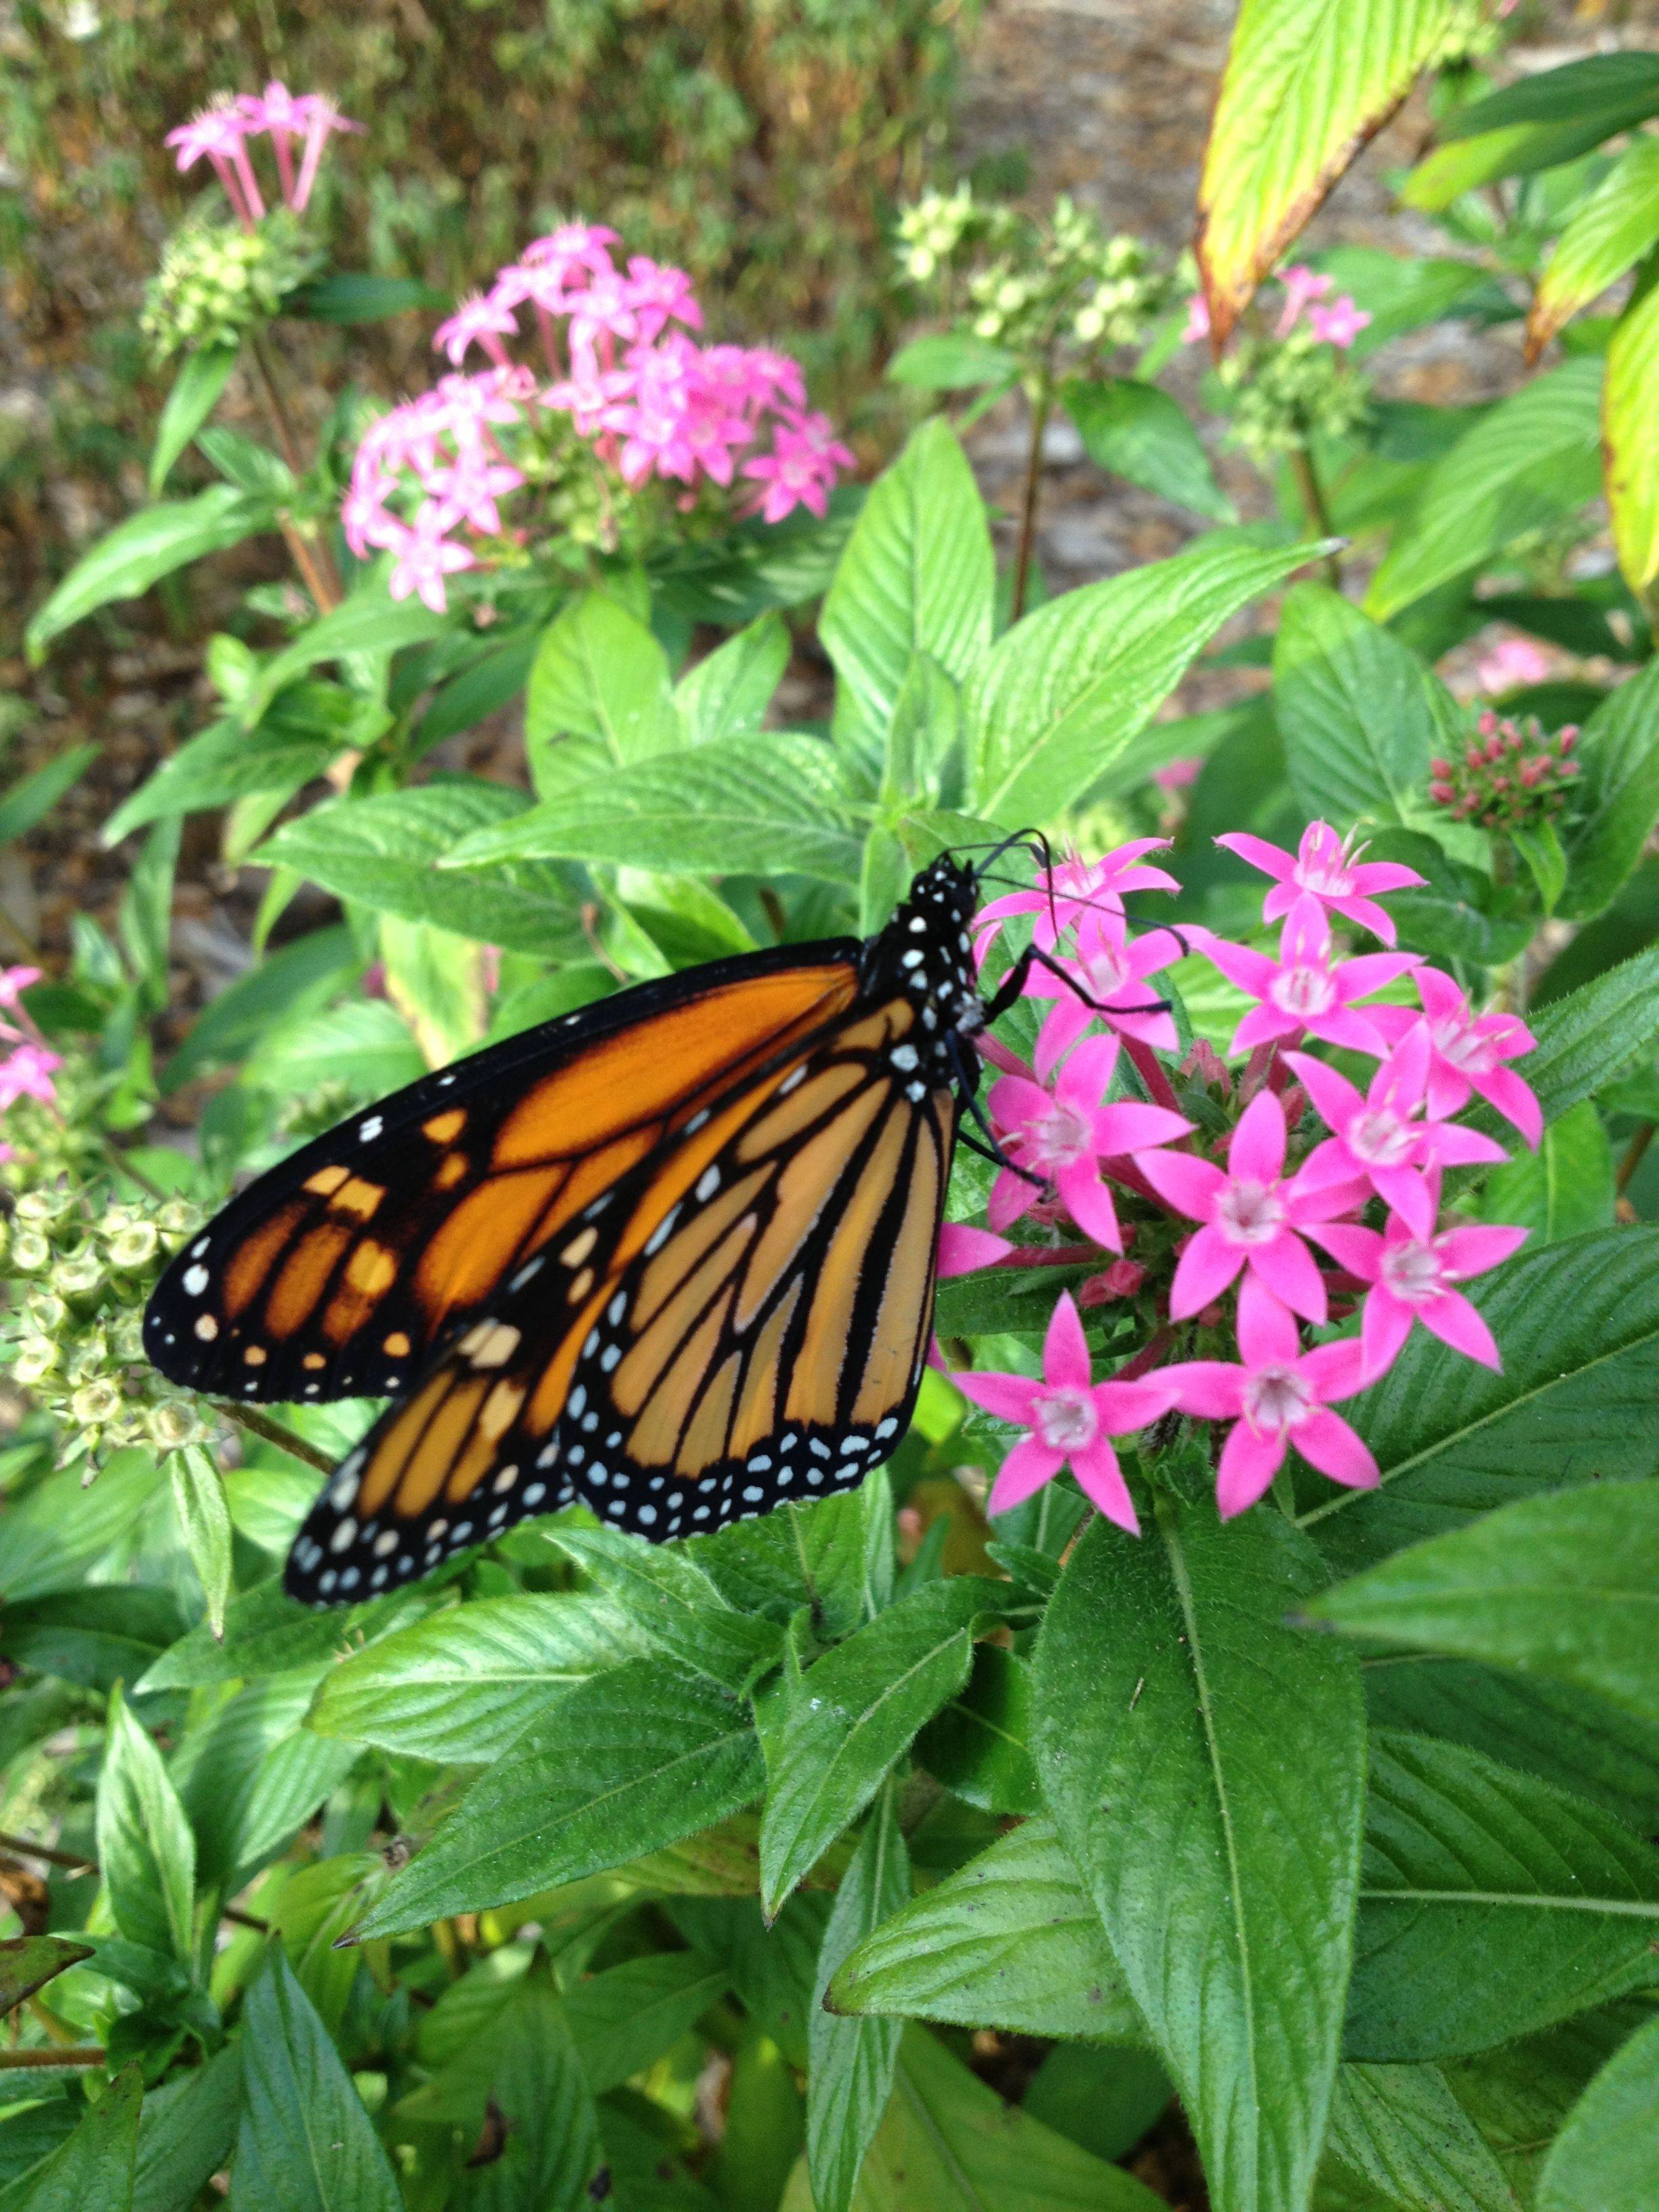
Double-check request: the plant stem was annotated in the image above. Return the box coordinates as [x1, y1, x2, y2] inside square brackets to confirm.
[248, 331, 342, 614]
[213, 1400, 335, 1474]
[1010, 355, 1055, 623]
[0, 1829, 94, 1873]
[1122, 1034, 1183, 1115]
[1288, 445, 1341, 587]
[100, 1135, 166, 1202]
[0, 2048, 104, 2070]
[1617, 1120, 1655, 1193]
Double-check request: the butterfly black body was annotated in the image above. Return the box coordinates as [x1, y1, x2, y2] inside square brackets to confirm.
[146, 854, 1008, 1604]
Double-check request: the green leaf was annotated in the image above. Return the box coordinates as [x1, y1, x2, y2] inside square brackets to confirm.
[253, 779, 585, 954]
[1365, 1655, 1659, 1833]
[1301, 1227, 1659, 1572]
[1405, 54, 1659, 210]
[1530, 140, 1659, 358]
[438, 731, 861, 883]
[1061, 376, 1232, 519]
[1605, 251, 1659, 613]
[692, 1486, 891, 1646]
[148, 342, 239, 495]
[1033, 1501, 1366, 2212]
[0, 742, 98, 844]
[161, 925, 359, 1094]
[1273, 581, 1456, 828]
[0, 1587, 184, 1691]
[1504, 947, 1659, 1132]
[1366, 359, 1605, 620]
[1443, 2005, 1647, 2208]
[0, 2066, 140, 2212]
[525, 590, 681, 794]
[172, 1674, 359, 1891]
[1361, 827, 1532, 967]
[132, 2044, 242, 2212]
[242, 997, 426, 1103]
[237, 580, 450, 728]
[807, 1781, 909, 2212]
[1481, 1094, 1615, 1242]
[139, 1574, 424, 1690]
[1313, 1481, 1659, 1731]
[104, 685, 365, 844]
[781, 2028, 1167, 2212]
[546, 1527, 784, 1690]
[565, 1951, 731, 2095]
[96, 1685, 197, 1966]
[969, 532, 1319, 826]
[355, 1659, 762, 1937]
[1347, 1733, 1659, 2061]
[231, 1952, 402, 2212]
[1537, 2006, 1659, 2212]
[0, 1938, 93, 2017]
[168, 1446, 232, 1639]
[0, 1452, 165, 1605]
[675, 615, 790, 745]
[1561, 661, 1659, 918]
[653, 493, 861, 627]
[1195, 0, 1459, 343]
[914, 1643, 1040, 1814]
[450, 1957, 605, 2212]
[830, 1815, 1144, 2043]
[1023, 2045, 1173, 2165]
[26, 485, 277, 660]
[307, 1591, 650, 1762]
[886, 335, 1020, 391]
[1323, 2061, 1521, 2212]
[759, 1577, 1002, 1914]
[820, 418, 994, 750]
[288, 272, 450, 322]
[197, 424, 293, 499]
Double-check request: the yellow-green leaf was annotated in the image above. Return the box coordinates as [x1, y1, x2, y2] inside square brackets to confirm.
[1605, 249, 1659, 614]
[1529, 138, 1659, 361]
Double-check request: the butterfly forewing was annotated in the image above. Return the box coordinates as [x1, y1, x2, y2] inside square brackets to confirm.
[146, 950, 860, 1407]
[284, 995, 958, 1601]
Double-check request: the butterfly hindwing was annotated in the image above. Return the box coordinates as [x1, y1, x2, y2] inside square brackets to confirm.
[284, 995, 958, 1601]
[146, 947, 860, 1408]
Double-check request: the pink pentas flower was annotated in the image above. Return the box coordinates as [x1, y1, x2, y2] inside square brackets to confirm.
[1216, 821, 1426, 946]
[974, 840, 1179, 961]
[289, 94, 361, 214]
[1159, 1278, 1378, 1516]
[987, 1032, 1191, 1252]
[0, 1042, 61, 1111]
[1372, 970, 1541, 1146]
[0, 966, 41, 1010]
[1286, 1029, 1509, 1239]
[623, 255, 703, 343]
[165, 100, 264, 226]
[952, 1293, 1172, 1530]
[1200, 893, 1420, 1057]
[937, 1224, 1015, 1278]
[1181, 293, 1211, 345]
[385, 510, 476, 613]
[1311, 1208, 1529, 1379]
[520, 222, 620, 281]
[1153, 756, 1202, 792]
[1307, 295, 1372, 350]
[741, 410, 855, 523]
[1137, 1088, 1362, 1325]
[432, 292, 521, 368]
[1475, 634, 1551, 695]
[1024, 914, 1182, 1075]
[1276, 264, 1332, 335]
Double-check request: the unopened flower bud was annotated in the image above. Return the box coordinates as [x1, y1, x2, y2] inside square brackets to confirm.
[1080, 1258, 1146, 1305]
[70, 1380, 124, 1428]
[10, 1230, 50, 1274]
[12, 1336, 59, 1386]
[55, 1250, 104, 1296]
[105, 1221, 160, 1271]
[147, 1399, 205, 1452]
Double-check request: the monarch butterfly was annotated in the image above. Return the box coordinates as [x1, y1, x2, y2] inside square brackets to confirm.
[146, 848, 1086, 1606]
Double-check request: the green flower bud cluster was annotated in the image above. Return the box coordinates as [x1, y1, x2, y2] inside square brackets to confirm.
[141, 207, 323, 363]
[1217, 325, 1371, 465]
[898, 187, 1178, 363]
[1431, 0, 1506, 68]
[1, 1187, 215, 1471]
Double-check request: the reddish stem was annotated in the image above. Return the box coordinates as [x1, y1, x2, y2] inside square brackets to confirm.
[1122, 1036, 1183, 1115]
[1116, 1328, 1175, 1382]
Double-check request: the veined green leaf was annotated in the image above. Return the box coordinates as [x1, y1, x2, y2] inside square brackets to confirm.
[96, 1686, 197, 1966]
[1560, 661, 1659, 918]
[437, 730, 861, 882]
[1405, 54, 1659, 211]
[355, 1660, 762, 1937]
[1313, 1481, 1659, 1728]
[1061, 376, 1232, 519]
[1478, 1098, 1614, 1244]
[820, 418, 994, 750]
[1303, 1228, 1659, 1574]
[237, 581, 450, 727]
[1348, 1734, 1659, 2061]
[968, 532, 1319, 826]
[1033, 1502, 1365, 2212]
[148, 342, 239, 495]
[1605, 250, 1659, 614]
[1530, 139, 1659, 359]
[675, 613, 790, 745]
[525, 590, 680, 795]
[26, 485, 277, 661]
[1323, 2061, 1521, 2212]
[1537, 2006, 1659, 2212]
[1366, 359, 1604, 620]
[231, 1952, 403, 2212]
[0, 1939, 93, 2019]
[1197, 0, 1458, 342]
[547, 1526, 783, 1690]
[0, 2066, 140, 2212]
[807, 1782, 909, 2212]
[830, 1815, 1143, 2043]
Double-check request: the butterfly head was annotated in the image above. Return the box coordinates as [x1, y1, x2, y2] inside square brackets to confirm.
[863, 853, 986, 1076]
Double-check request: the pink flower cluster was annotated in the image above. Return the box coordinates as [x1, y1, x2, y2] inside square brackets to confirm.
[1182, 262, 1372, 351]
[0, 968, 58, 1164]
[946, 821, 1538, 1532]
[345, 224, 853, 611]
[165, 82, 360, 228]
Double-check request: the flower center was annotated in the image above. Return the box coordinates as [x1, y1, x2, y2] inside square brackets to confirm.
[1081, 943, 1130, 998]
[1347, 1108, 1417, 1167]
[1033, 1387, 1099, 1452]
[1271, 964, 1336, 1019]
[1244, 1364, 1313, 1433]
[1023, 1100, 1094, 1172]
[1296, 857, 1353, 897]
[1380, 1239, 1447, 1303]
[1433, 1015, 1495, 1075]
[1216, 1177, 1285, 1246]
